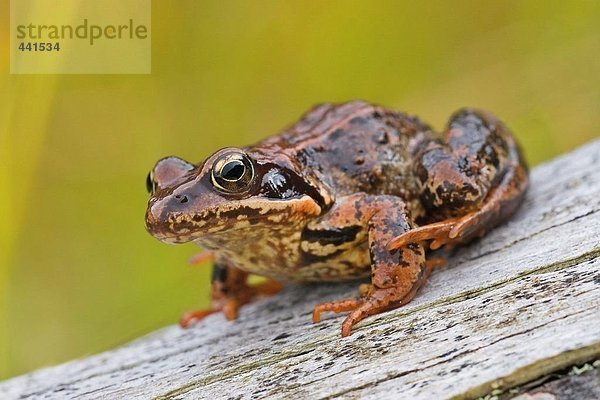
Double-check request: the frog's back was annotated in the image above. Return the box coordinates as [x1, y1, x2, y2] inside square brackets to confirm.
[256, 101, 435, 201]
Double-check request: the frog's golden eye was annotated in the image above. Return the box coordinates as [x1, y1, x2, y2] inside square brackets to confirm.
[211, 152, 255, 193]
[146, 171, 156, 195]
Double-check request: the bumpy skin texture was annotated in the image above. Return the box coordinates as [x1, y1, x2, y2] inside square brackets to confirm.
[145, 101, 529, 337]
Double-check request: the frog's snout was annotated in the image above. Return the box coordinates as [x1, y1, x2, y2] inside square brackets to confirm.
[145, 193, 200, 244]
[145, 198, 166, 231]
[147, 191, 195, 226]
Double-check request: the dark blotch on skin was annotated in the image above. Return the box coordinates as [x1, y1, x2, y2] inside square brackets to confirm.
[330, 128, 346, 141]
[211, 264, 228, 283]
[350, 116, 368, 125]
[192, 214, 203, 222]
[302, 225, 362, 246]
[300, 248, 345, 263]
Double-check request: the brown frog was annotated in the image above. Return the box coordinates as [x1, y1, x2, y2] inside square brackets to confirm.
[145, 101, 528, 337]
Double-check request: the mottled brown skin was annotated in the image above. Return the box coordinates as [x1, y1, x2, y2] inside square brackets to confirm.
[145, 101, 528, 337]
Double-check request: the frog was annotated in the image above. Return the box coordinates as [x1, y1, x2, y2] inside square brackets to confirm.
[145, 101, 528, 337]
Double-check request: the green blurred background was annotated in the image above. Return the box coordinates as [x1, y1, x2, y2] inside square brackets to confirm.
[0, 0, 598, 379]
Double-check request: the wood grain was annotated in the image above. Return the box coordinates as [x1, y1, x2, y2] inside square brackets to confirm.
[1, 139, 599, 400]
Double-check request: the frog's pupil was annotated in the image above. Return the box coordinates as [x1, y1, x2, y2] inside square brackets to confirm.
[221, 161, 245, 181]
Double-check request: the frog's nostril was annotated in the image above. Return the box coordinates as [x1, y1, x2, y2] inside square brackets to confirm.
[174, 194, 189, 204]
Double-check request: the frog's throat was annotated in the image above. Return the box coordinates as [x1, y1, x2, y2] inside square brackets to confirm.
[150, 195, 322, 244]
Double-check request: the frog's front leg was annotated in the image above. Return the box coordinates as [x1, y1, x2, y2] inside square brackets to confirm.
[390, 109, 528, 251]
[180, 264, 282, 327]
[309, 194, 428, 337]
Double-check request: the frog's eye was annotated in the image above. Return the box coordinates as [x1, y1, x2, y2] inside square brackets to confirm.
[211, 151, 255, 193]
[146, 171, 156, 195]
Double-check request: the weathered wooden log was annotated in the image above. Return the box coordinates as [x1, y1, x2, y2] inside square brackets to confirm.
[1, 139, 599, 400]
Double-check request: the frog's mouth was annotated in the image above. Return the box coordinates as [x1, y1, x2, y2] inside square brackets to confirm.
[146, 195, 322, 245]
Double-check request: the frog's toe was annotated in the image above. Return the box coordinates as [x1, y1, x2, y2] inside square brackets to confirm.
[180, 296, 245, 328]
[179, 308, 220, 328]
[312, 298, 363, 324]
[387, 219, 458, 250]
[340, 299, 388, 337]
[387, 212, 486, 251]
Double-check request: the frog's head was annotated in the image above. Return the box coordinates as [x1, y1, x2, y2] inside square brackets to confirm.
[145, 147, 327, 244]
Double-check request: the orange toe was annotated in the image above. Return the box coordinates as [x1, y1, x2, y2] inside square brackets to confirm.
[312, 298, 363, 323]
[179, 309, 219, 328]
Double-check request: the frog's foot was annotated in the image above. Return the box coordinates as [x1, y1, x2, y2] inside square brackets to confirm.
[313, 260, 434, 337]
[180, 280, 283, 328]
[180, 292, 252, 327]
[311, 286, 422, 338]
[387, 216, 474, 251]
[180, 264, 283, 328]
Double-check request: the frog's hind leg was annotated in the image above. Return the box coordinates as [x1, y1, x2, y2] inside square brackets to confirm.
[180, 264, 282, 328]
[390, 109, 529, 251]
